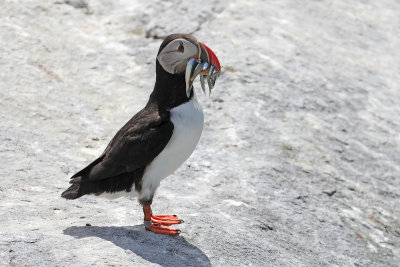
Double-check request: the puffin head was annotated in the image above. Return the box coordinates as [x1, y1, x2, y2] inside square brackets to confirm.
[156, 34, 221, 97]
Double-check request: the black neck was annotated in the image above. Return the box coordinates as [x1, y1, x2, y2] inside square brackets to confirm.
[147, 61, 192, 110]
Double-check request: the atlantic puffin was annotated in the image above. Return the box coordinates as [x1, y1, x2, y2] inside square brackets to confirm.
[61, 33, 221, 236]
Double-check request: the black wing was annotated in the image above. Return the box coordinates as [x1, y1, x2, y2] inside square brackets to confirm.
[61, 103, 173, 199]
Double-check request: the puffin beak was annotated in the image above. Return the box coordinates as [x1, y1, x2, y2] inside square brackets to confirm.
[185, 42, 221, 97]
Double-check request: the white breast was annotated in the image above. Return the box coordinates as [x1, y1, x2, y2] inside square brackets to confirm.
[98, 97, 204, 200]
[138, 97, 204, 201]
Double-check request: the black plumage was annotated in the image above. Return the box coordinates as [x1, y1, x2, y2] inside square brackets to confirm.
[61, 34, 196, 201]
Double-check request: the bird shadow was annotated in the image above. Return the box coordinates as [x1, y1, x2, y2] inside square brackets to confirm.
[63, 225, 211, 267]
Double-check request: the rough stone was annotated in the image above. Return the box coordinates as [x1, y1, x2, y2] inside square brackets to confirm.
[1, 0, 399, 266]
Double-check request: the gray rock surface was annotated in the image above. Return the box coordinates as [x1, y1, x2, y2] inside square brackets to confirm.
[1, 0, 399, 266]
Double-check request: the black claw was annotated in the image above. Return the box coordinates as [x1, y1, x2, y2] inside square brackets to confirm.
[179, 219, 184, 223]
[176, 229, 181, 234]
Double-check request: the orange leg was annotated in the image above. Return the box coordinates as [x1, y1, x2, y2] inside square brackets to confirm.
[143, 205, 182, 236]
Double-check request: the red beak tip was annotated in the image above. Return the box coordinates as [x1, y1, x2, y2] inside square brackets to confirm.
[201, 42, 221, 71]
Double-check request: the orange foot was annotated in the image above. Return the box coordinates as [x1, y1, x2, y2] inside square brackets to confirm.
[142, 205, 182, 236]
[145, 222, 181, 236]
[151, 214, 183, 226]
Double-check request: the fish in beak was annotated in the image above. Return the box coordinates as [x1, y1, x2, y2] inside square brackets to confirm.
[185, 41, 221, 97]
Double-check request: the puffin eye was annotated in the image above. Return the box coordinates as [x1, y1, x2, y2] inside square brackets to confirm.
[177, 42, 184, 53]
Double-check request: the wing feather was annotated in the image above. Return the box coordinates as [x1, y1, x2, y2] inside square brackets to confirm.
[70, 104, 173, 183]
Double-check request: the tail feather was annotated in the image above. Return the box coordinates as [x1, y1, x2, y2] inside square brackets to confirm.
[61, 183, 82, 199]
[61, 163, 146, 199]
[61, 154, 105, 199]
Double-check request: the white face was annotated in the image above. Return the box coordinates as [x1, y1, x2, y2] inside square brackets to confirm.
[157, 38, 198, 74]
